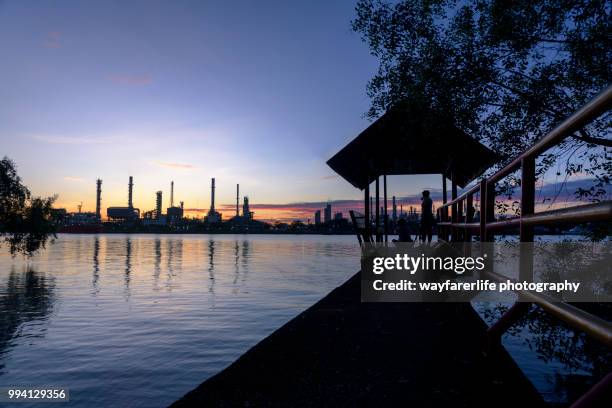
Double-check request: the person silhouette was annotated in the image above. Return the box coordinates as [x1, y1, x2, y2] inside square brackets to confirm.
[393, 218, 413, 242]
[420, 190, 433, 243]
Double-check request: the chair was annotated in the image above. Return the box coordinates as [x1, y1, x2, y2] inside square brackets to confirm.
[349, 210, 374, 245]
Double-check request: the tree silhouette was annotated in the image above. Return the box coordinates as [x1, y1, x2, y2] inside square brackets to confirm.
[352, 0, 610, 202]
[0, 156, 56, 255]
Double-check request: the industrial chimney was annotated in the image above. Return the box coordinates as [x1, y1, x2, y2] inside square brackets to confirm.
[243, 196, 251, 220]
[96, 179, 102, 220]
[392, 196, 397, 221]
[156, 191, 163, 219]
[236, 184, 239, 217]
[170, 181, 174, 208]
[210, 178, 216, 212]
[128, 176, 134, 208]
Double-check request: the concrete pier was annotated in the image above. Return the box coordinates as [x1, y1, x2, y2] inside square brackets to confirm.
[172, 271, 544, 407]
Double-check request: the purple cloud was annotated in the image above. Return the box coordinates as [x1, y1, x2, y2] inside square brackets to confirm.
[108, 74, 152, 85]
[43, 31, 62, 48]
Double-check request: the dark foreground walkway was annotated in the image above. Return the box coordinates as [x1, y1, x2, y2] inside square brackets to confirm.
[172, 272, 544, 407]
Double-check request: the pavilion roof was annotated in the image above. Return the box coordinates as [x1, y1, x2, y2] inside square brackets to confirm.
[327, 106, 500, 189]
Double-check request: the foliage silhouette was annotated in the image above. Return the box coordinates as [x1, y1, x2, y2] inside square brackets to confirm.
[352, 0, 611, 204]
[0, 157, 56, 255]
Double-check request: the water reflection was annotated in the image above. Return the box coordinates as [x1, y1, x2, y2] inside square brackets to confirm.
[92, 236, 100, 295]
[125, 237, 131, 299]
[154, 237, 161, 290]
[242, 239, 250, 275]
[233, 241, 239, 289]
[0, 235, 602, 407]
[0, 267, 56, 369]
[208, 239, 215, 294]
[0, 235, 361, 407]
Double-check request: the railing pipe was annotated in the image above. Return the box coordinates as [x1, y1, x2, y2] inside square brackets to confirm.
[488, 85, 612, 185]
[486, 270, 612, 347]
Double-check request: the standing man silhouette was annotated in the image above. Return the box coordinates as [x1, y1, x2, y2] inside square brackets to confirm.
[420, 190, 433, 244]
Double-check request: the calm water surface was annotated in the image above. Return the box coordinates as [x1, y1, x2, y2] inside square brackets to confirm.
[0, 234, 359, 407]
[0, 234, 596, 406]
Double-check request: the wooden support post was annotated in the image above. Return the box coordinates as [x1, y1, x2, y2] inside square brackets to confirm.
[520, 157, 535, 282]
[451, 174, 458, 242]
[479, 180, 487, 241]
[520, 157, 535, 242]
[375, 177, 380, 243]
[570, 372, 612, 408]
[457, 198, 464, 242]
[479, 179, 495, 279]
[364, 182, 370, 239]
[370, 196, 373, 222]
[466, 193, 473, 244]
[383, 175, 388, 243]
[442, 174, 448, 218]
[481, 179, 495, 279]
[486, 180, 495, 241]
[486, 302, 530, 352]
[442, 174, 448, 240]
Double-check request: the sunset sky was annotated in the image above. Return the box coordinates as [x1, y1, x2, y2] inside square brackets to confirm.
[0, 1, 602, 222]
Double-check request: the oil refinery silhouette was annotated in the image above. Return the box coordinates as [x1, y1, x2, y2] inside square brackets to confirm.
[51, 176, 356, 234]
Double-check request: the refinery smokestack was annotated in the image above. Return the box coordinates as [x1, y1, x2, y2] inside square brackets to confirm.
[96, 179, 102, 220]
[128, 176, 134, 208]
[236, 184, 239, 217]
[210, 178, 216, 212]
[156, 191, 162, 219]
[170, 181, 174, 208]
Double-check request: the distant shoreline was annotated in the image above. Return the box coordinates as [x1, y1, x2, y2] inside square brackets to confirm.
[51, 231, 357, 236]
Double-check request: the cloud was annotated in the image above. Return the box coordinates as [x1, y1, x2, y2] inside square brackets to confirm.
[108, 74, 152, 85]
[44, 31, 61, 48]
[32, 135, 108, 144]
[151, 161, 197, 169]
[63, 176, 83, 182]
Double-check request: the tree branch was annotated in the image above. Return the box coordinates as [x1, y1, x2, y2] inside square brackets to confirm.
[571, 130, 612, 147]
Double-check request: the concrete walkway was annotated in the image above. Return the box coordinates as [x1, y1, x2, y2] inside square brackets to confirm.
[172, 271, 544, 407]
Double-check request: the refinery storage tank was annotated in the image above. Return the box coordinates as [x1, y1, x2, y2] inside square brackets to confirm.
[107, 207, 139, 220]
[106, 176, 139, 220]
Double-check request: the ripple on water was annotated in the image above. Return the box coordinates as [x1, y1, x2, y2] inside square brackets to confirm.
[0, 234, 359, 408]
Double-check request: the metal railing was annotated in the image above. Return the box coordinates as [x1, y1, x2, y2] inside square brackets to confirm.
[436, 85, 612, 407]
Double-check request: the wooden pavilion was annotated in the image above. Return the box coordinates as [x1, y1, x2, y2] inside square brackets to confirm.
[327, 105, 500, 242]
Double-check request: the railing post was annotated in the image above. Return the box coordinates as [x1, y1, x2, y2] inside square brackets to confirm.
[520, 157, 536, 283]
[383, 174, 388, 244]
[480, 180, 495, 277]
[442, 174, 448, 240]
[520, 157, 535, 242]
[458, 198, 464, 242]
[364, 181, 370, 239]
[479, 180, 487, 241]
[487, 159, 537, 351]
[465, 193, 473, 255]
[570, 372, 612, 408]
[466, 193, 473, 242]
[486, 302, 531, 352]
[451, 174, 458, 242]
[486, 181, 495, 241]
[436, 208, 440, 240]
[375, 176, 380, 243]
